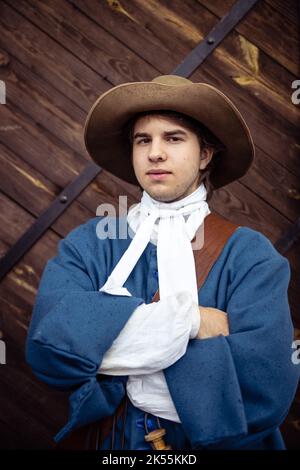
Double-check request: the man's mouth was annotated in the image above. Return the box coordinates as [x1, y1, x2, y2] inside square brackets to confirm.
[146, 170, 172, 180]
[146, 169, 172, 174]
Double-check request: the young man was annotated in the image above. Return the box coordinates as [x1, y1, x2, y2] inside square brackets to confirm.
[26, 75, 299, 450]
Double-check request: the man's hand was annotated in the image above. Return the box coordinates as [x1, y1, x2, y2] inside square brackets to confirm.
[197, 306, 229, 339]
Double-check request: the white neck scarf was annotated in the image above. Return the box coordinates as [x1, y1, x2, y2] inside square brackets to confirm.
[100, 183, 210, 303]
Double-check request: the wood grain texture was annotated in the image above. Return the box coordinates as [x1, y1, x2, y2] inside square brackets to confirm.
[197, 0, 299, 75]
[0, 0, 299, 449]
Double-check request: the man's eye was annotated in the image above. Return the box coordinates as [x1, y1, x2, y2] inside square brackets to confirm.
[136, 137, 181, 144]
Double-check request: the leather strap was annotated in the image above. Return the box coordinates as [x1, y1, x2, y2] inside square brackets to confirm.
[57, 211, 239, 449]
[152, 211, 238, 302]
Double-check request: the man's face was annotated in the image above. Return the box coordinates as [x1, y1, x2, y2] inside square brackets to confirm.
[132, 115, 213, 202]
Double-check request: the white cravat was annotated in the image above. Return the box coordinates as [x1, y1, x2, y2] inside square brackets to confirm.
[100, 183, 210, 303]
[99, 183, 210, 421]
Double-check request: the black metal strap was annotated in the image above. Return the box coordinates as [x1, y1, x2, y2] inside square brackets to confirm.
[0, 163, 101, 280]
[0, 0, 260, 280]
[173, 0, 259, 76]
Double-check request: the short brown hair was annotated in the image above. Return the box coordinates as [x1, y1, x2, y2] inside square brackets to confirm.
[123, 110, 226, 201]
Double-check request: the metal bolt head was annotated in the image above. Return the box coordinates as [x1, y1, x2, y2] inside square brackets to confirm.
[60, 195, 68, 203]
[207, 37, 215, 45]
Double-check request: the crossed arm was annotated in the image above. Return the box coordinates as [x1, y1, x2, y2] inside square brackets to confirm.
[98, 294, 229, 377]
[26, 232, 299, 445]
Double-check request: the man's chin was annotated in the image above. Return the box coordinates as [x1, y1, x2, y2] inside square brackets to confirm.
[146, 189, 179, 203]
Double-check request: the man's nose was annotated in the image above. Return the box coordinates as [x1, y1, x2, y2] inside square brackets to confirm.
[148, 142, 167, 162]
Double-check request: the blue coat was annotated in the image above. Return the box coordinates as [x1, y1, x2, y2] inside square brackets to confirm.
[26, 216, 299, 449]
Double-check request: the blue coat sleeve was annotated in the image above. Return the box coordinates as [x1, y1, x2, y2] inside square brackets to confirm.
[26, 233, 144, 442]
[164, 229, 300, 449]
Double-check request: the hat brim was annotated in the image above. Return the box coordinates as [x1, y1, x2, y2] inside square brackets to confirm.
[84, 81, 255, 189]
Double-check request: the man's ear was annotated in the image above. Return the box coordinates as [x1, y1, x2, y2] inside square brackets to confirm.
[199, 148, 214, 170]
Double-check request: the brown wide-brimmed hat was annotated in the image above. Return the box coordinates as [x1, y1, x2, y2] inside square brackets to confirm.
[84, 75, 255, 189]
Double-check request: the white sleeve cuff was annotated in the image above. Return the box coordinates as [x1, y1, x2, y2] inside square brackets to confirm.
[98, 291, 199, 375]
[190, 302, 200, 339]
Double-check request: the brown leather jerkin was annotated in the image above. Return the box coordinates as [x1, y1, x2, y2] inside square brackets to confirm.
[56, 212, 239, 450]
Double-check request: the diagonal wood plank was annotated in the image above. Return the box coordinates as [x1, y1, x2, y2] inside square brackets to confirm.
[0, 1, 111, 109]
[197, 0, 299, 75]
